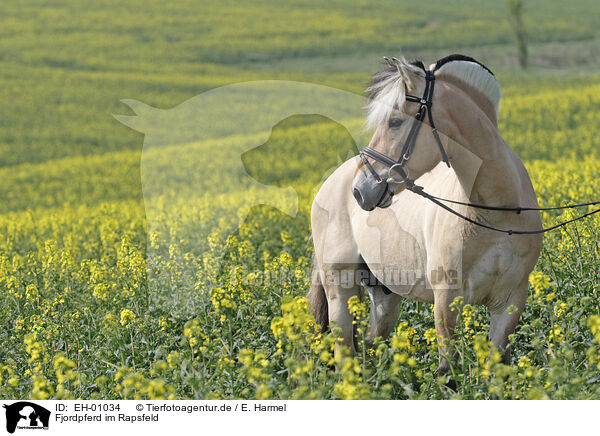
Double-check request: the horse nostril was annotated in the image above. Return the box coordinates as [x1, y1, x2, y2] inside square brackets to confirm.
[353, 187, 364, 206]
[353, 187, 375, 211]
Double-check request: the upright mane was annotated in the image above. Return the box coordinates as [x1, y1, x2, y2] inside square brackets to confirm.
[365, 54, 501, 129]
[431, 54, 501, 115]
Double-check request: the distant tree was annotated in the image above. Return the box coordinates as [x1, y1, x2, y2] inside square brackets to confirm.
[507, 0, 528, 69]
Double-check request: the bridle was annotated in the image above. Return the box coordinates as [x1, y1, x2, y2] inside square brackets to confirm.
[359, 69, 450, 203]
[357, 68, 600, 235]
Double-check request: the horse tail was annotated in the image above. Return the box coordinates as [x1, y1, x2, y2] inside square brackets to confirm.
[307, 264, 328, 333]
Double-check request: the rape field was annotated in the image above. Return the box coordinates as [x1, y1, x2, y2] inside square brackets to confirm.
[1, 0, 600, 400]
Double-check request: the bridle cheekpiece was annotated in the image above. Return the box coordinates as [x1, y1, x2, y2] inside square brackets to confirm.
[359, 68, 450, 200]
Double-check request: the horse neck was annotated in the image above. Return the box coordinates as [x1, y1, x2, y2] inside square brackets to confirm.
[442, 128, 522, 210]
[437, 74, 498, 127]
[470, 146, 524, 209]
[438, 82, 523, 209]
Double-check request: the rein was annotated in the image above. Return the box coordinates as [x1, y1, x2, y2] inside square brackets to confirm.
[406, 181, 600, 235]
[358, 67, 600, 235]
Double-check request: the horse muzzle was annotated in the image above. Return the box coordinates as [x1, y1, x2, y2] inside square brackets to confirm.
[352, 171, 393, 211]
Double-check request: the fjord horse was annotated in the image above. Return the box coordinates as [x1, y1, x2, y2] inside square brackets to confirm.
[308, 55, 542, 377]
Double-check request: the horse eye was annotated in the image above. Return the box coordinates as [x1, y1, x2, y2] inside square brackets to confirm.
[388, 118, 403, 128]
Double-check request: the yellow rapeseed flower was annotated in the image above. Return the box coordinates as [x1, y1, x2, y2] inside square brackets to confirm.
[119, 309, 136, 327]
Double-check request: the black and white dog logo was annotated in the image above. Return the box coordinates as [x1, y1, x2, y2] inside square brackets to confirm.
[3, 402, 50, 433]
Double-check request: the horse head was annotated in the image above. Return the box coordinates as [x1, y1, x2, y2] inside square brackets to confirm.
[352, 55, 502, 211]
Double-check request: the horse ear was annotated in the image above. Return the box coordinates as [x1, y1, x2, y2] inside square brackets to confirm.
[396, 60, 423, 93]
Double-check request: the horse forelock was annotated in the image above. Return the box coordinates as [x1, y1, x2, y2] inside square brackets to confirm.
[365, 57, 425, 130]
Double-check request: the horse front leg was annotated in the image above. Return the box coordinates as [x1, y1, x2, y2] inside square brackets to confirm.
[322, 265, 361, 360]
[489, 278, 529, 364]
[433, 289, 459, 381]
[365, 284, 402, 342]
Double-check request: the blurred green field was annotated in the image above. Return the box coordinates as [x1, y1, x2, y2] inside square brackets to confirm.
[1, 0, 599, 166]
[1, 0, 600, 399]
